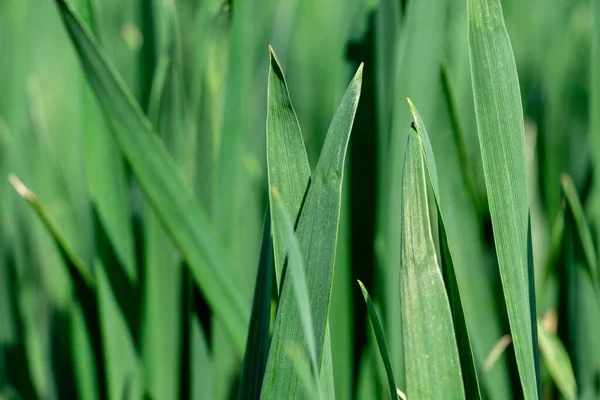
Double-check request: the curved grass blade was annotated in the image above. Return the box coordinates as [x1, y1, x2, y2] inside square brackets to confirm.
[357, 280, 397, 400]
[262, 64, 362, 399]
[537, 320, 576, 400]
[399, 131, 464, 399]
[467, 0, 539, 397]
[560, 174, 599, 291]
[54, 0, 249, 351]
[237, 209, 274, 400]
[9, 175, 93, 286]
[266, 46, 310, 289]
[408, 99, 481, 399]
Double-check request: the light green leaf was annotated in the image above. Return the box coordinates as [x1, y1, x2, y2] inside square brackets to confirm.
[537, 320, 576, 400]
[261, 63, 362, 399]
[408, 98, 482, 399]
[54, 0, 249, 352]
[400, 131, 464, 399]
[266, 47, 310, 289]
[357, 281, 397, 400]
[468, 0, 539, 397]
[237, 209, 274, 400]
[191, 317, 212, 400]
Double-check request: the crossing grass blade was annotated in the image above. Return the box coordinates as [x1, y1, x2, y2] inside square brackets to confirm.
[261, 63, 362, 399]
[266, 47, 311, 289]
[237, 209, 273, 400]
[537, 320, 576, 400]
[408, 99, 482, 399]
[357, 281, 396, 400]
[399, 130, 464, 399]
[54, 0, 249, 352]
[468, 0, 540, 397]
[76, 0, 137, 283]
[560, 174, 599, 291]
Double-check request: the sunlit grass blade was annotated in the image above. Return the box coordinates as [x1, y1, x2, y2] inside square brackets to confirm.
[537, 320, 576, 400]
[9, 175, 93, 286]
[54, 0, 249, 351]
[399, 130, 464, 399]
[468, 0, 539, 397]
[266, 46, 310, 289]
[357, 280, 397, 400]
[561, 174, 599, 291]
[262, 64, 362, 398]
[408, 99, 482, 399]
[238, 209, 273, 400]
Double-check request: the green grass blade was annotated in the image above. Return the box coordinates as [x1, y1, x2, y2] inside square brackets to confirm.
[262, 193, 321, 399]
[357, 280, 397, 400]
[9, 175, 93, 286]
[561, 174, 599, 291]
[71, 303, 99, 400]
[191, 317, 212, 400]
[408, 99, 482, 399]
[468, 0, 539, 397]
[262, 64, 362, 399]
[54, 0, 249, 351]
[237, 209, 274, 400]
[537, 320, 577, 400]
[593, 0, 600, 268]
[266, 47, 310, 289]
[142, 52, 186, 400]
[76, 0, 137, 283]
[400, 130, 464, 399]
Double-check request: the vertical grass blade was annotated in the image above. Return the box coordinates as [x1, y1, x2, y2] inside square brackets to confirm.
[237, 209, 273, 400]
[593, 0, 600, 264]
[266, 47, 310, 289]
[54, 0, 249, 351]
[408, 99, 482, 399]
[468, 0, 539, 397]
[399, 131, 464, 399]
[261, 64, 362, 399]
[357, 281, 397, 400]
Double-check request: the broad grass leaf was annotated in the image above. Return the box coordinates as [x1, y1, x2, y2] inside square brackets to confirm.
[468, 0, 540, 396]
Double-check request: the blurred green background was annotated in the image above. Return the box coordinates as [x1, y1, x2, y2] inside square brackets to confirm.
[0, 0, 598, 399]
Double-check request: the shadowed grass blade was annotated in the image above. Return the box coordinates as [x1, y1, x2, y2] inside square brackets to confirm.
[561, 174, 599, 291]
[237, 209, 273, 400]
[261, 64, 362, 399]
[54, 0, 249, 351]
[357, 281, 397, 400]
[408, 99, 482, 399]
[468, 0, 539, 397]
[399, 131, 464, 399]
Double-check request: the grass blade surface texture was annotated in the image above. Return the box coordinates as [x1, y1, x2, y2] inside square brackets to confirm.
[399, 131, 464, 399]
[357, 281, 397, 400]
[261, 64, 362, 399]
[54, 0, 249, 351]
[408, 99, 481, 399]
[266, 47, 311, 289]
[537, 320, 576, 400]
[468, 0, 539, 397]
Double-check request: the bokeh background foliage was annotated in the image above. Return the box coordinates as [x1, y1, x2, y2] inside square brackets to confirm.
[0, 0, 599, 399]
